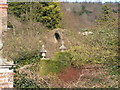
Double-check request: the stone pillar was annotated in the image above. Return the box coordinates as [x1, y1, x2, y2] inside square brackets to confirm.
[0, 3, 8, 65]
[0, 1, 14, 89]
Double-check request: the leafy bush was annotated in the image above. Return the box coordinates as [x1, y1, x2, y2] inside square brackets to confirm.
[95, 4, 115, 25]
[68, 45, 115, 67]
[14, 72, 40, 88]
[53, 52, 72, 64]
[15, 54, 41, 67]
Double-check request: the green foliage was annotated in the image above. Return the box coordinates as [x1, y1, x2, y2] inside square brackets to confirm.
[101, 4, 112, 21]
[14, 72, 40, 88]
[15, 54, 41, 68]
[8, 2, 62, 29]
[39, 60, 69, 76]
[105, 56, 119, 76]
[53, 52, 72, 64]
[39, 52, 72, 75]
[91, 28, 118, 47]
[96, 4, 113, 24]
[7, 21, 13, 28]
[108, 65, 119, 75]
[68, 45, 115, 67]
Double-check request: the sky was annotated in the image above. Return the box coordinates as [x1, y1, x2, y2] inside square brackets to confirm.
[60, 0, 120, 3]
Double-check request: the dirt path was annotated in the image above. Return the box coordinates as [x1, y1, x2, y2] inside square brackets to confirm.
[56, 64, 118, 88]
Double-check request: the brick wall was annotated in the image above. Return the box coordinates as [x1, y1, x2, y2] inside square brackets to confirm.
[0, 4, 8, 32]
[0, 1, 14, 89]
[0, 68, 14, 89]
[0, 5, 2, 37]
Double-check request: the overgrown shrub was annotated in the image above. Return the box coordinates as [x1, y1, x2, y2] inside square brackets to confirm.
[14, 72, 40, 88]
[68, 45, 115, 67]
[39, 60, 67, 76]
[3, 21, 46, 62]
[38, 52, 72, 75]
[15, 54, 41, 68]
[53, 52, 72, 64]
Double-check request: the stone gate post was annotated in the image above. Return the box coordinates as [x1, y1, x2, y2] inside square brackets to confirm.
[0, 0, 14, 89]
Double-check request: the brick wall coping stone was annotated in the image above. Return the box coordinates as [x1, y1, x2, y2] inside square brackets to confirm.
[0, 68, 13, 73]
[0, 4, 8, 8]
[0, 65, 15, 67]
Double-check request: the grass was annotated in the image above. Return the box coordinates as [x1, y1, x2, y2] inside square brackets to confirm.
[30, 52, 72, 76]
[38, 60, 69, 76]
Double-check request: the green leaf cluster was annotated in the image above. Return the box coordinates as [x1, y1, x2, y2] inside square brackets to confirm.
[8, 2, 62, 29]
[53, 52, 72, 64]
[68, 45, 116, 67]
[15, 54, 41, 68]
[96, 4, 113, 23]
[14, 72, 40, 88]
